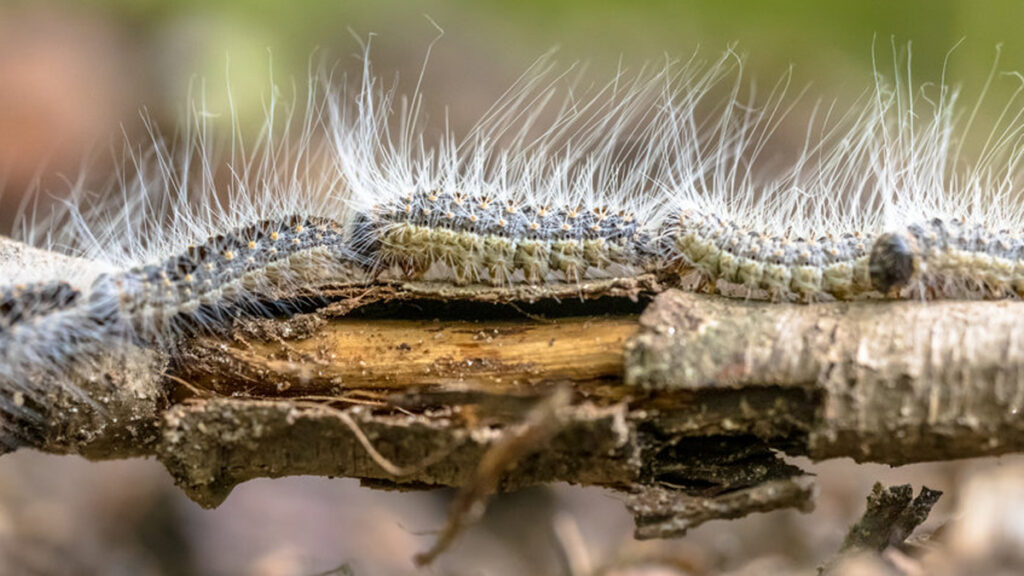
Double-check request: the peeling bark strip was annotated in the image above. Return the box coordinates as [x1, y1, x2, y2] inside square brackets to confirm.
[626, 290, 1024, 463]
[627, 478, 817, 540]
[158, 397, 636, 508]
[156, 395, 814, 538]
[9, 264, 1024, 541]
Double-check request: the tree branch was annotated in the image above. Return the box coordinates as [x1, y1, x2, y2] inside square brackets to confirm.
[3, 235, 1022, 539]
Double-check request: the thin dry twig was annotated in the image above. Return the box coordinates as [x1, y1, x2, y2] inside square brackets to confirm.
[291, 400, 462, 478]
[414, 386, 573, 566]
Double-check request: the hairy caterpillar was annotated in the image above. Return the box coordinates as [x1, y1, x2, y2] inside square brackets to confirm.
[333, 49, 892, 301]
[2, 44, 1024, 447]
[1, 281, 81, 331]
[870, 219, 1024, 298]
[94, 214, 365, 340]
[862, 47, 1024, 300]
[332, 49, 690, 287]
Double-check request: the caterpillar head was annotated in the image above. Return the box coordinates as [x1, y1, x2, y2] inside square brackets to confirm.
[868, 232, 918, 295]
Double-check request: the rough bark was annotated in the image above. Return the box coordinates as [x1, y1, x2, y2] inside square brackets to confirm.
[3, 233, 1023, 539]
[153, 289, 1024, 536]
[627, 292, 1024, 463]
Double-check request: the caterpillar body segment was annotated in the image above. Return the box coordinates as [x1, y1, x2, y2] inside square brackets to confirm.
[870, 219, 1024, 299]
[361, 190, 661, 285]
[659, 209, 876, 302]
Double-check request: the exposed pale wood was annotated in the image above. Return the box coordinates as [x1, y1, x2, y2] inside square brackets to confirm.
[8, 223, 1024, 540]
[176, 315, 640, 396]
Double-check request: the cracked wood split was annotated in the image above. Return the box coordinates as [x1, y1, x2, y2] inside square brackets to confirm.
[4, 238, 1023, 541]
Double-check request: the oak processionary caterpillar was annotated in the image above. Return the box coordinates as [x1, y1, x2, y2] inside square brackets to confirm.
[3, 44, 1024, 446]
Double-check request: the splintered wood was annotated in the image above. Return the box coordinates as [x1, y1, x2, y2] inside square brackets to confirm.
[15, 282, 1024, 540]
[175, 315, 639, 395]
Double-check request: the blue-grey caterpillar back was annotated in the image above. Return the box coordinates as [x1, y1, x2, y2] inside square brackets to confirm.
[360, 189, 878, 302]
[330, 47, 895, 300]
[870, 219, 1024, 299]
[0, 281, 81, 332]
[98, 214, 366, 341]
[0, 214, 369, 448]
[362, 189, 660, 284]
[0, 278, 119, 446]
[0, 281, 94, 437]
[660, 209, 876, 301]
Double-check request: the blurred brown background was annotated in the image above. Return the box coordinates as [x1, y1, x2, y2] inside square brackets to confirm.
[3, 1, 1024, 574]
[3, 0, 1024, 224]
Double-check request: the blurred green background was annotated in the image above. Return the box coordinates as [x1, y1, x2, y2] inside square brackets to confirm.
[2, 0, 1024, 197]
